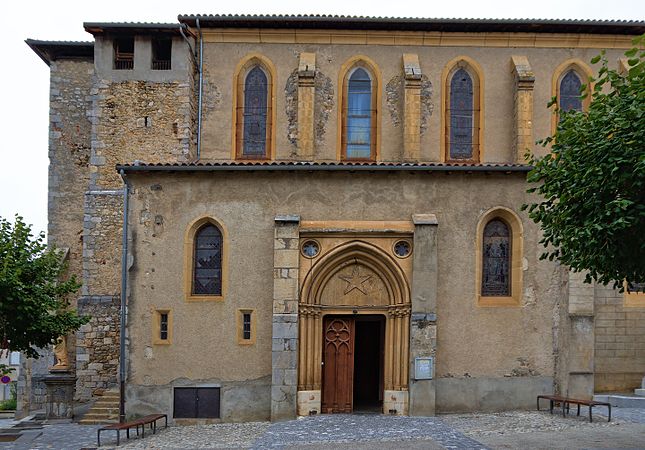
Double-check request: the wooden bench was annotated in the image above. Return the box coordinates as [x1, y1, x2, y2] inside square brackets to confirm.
[97, 413, 167, 446]
[537, 395, 611, 422]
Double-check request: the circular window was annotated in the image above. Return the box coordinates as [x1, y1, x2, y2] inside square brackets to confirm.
[393, 240, 412, 258]
[301, 240, 321, 258]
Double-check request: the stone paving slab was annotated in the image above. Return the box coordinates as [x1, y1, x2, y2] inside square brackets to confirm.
[250, 414, 487, 449]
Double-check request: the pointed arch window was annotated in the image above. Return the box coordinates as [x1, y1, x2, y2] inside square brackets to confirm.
[342, 63, 378, 161]
[559, 70, 583, 113]
[481, 219, 511, 297]
[234, 59, 274, 160]
[445, 62, 481, 162]
[192, 223, 222, 296]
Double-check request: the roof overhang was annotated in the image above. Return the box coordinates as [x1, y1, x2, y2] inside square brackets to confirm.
[83, 22, 187, 36]
[25, 39, 94, 66]
[117, 161, 533, 174]
[178, 15, 645, 35]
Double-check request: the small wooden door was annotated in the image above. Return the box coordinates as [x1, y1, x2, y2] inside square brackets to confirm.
[322, 317, 355, 413]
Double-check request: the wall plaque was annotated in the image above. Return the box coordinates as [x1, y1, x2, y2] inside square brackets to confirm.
[414, 357, 433, 380]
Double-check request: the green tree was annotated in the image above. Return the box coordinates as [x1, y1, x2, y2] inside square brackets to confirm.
[0, 216, 88, 367]
[524, 35, 645, 290]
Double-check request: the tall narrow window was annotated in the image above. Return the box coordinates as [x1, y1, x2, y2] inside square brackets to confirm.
[242, 66, 269, 157]
[345, 68, 374, 159]
[114, 37, 134, 70]
[449, 68, 474, 160]
[559, 70, 583, 112]
[159, 313, 169, 340]
[242, 313, 252, 340]
[192, 224, 222, 295]
[482, 219, 511, 297]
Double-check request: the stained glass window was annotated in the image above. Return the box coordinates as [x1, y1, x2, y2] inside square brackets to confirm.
[449, 68, 474, 160]
[560, 70, 583, 112]
[243, 313, 252, 340]
[243, 66, 268, 157]
[346, 68, 373, 159]
[159, 313, 169, 340]
[482, 219, 511, 296]
[192, 224, 222, 295]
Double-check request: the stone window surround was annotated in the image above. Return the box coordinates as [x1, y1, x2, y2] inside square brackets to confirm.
[551, 58, 594, 134]
[231, 53, 277, 161]
[183, 216, 229, 302]
[337, 55, 382, 161]
[153, 309, 173, 345]
[475, 207, 524, 307]
[236, 308, 257, 345]
[441, 56, 484, 163]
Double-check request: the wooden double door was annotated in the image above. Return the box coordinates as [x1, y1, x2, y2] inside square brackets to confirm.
[321, 315, 385, 413]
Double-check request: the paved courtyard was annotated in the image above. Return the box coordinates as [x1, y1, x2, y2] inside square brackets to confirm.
[0, 407, 643, 449]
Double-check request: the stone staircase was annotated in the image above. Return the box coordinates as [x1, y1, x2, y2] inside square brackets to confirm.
[79, 390, 120, 424]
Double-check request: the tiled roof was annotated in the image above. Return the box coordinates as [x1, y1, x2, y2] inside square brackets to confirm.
[117, 161, 533, 173]
[83, 22, 185, 35]
[178, 14, 645, 34]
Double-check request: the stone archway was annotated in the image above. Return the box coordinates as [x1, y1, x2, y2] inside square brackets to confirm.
[297, 240, 411, 415]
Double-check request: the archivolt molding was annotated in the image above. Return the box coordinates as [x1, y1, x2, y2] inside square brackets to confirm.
[299, 240, 411, 307]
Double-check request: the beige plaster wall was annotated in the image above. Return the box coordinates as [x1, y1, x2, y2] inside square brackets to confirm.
[126, 171, 562, 387]
[198, 40, 626, 163]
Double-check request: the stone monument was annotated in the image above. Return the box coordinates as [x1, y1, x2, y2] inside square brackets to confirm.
[43, 336, 76, 420]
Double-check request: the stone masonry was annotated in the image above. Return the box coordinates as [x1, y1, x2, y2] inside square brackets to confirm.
[271, 215, 300, 421]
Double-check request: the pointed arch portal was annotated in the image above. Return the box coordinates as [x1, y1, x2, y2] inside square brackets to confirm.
[298, 240, 411, 414]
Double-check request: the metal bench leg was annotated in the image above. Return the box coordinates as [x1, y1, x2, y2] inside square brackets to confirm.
[562, 401, 566, 417]
[577, 404, 580, 416]
[549, 399, 554, 414]
[608, 404, 611, 422]
[116, 430, 120, 446]
[589, 405, 593, 423]
[97, 430, 101, 447]
[537, 397, 540, 411]
[127, 428, 130, 439]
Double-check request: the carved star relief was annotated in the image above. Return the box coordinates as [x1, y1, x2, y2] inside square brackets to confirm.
[339, 265, 372, 295]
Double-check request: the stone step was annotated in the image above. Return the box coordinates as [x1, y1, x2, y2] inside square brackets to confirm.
[79, 418, 118, 425]
[593, 394, 645, 408]
[82, 412, 119, 420]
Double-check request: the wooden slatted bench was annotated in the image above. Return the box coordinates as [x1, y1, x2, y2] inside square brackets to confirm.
[537, 395, 611, 422]
[97, 413, 167, 446]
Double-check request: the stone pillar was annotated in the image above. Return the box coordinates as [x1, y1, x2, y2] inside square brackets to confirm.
[297, 53, 316, 159]
[403, 54, 422, 161]
[511, 56, 535, 163]
[566, 270, 595, 399]
[271, 215, 300, 421]
[408, 214, 438, 416]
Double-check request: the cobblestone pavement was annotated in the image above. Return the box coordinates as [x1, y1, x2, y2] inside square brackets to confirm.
[0, 408, 643, 449]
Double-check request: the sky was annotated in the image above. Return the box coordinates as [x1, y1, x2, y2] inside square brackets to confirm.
[1, 0, 644, 236]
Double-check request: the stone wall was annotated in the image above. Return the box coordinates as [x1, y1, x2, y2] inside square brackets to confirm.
[594, 284, 645, 392]
[89, 80, 195, 189]
[76, 296, 121, 401]
[83, 192, 123, 296]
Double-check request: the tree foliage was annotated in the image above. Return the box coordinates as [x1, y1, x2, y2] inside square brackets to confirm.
[524, 35, 645, 289]
[0, 216, 88, 359]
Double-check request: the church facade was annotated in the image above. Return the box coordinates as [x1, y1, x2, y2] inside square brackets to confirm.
[22, 15, 645, 423]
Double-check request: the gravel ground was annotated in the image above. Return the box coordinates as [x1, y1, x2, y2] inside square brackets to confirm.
[442, 410, 621, 438]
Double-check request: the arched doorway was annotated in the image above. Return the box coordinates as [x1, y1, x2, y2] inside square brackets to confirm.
[298, 240, 411, 415]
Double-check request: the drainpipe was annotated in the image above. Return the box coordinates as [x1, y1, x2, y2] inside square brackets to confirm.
[118, 170, 130, 423]
[195, 18, 204, 161]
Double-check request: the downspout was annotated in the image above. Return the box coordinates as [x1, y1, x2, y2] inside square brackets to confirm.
[118, 170, 130, 423]
[195, 18, 204, 160]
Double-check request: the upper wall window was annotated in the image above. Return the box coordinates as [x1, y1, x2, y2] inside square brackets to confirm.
[242, 66, 269, 157]
[445, 63, 481, 162]
[152, 38, 172, 70]
[192, 223, 222, 296]
[114, 37, 134, 70]
[234, 57, 275, 160]
[559, 70, 583, 112]
[481, 219, 511, 297]
[345, 68, 375, 159]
